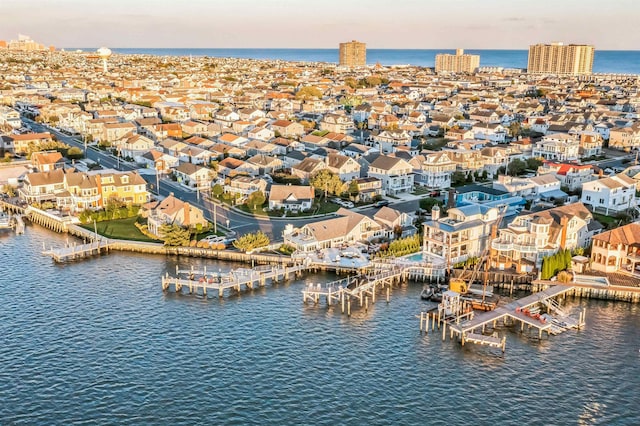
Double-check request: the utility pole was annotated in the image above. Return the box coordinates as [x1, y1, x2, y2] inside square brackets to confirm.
[213, 202, 217, 234]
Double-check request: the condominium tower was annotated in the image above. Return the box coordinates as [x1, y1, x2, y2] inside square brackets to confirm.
[339, 40, 366, 67]
[527, 43, 594, 75]
[435, 49, 480, 74]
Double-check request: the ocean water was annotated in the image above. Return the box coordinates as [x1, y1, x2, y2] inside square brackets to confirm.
[1, 226, 640, 424]
[77, 48, 640, 74]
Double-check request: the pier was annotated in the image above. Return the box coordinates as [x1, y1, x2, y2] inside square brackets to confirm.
[161, 264, 308, 297]
[302, 265, 407, 315]
[42, 238, 113, 262]
[419, 285, 586, 352]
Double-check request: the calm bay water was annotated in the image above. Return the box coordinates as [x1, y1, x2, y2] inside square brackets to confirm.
[1, 226, 640, 425]
[86, 48, 640, 74]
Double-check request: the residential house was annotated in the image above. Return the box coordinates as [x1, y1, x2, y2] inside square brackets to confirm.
[225, 176, 268, 203]
[103, 122, 136, 143]
[373, 206, 416, 238]
[246, 154, 284, 175]
[319, 113, 354, 134]
[268, 184, 314, 212]
[532, 133, 580, 161]
[590, 223, 640, 273]
[580, 173, 637, 214]
[31, 151, 64, 172]
[367, 155, 414, 195]
[218, 133, 249, 147]
[137, 150, 179, 173]
[292, 157, 326, 183]
[174, 163, 214, 190]
[120, 134, 154, 159]
[422, 204, 501, 264]
[492, 203, 596, 273]
[537, 162, 596, 191]
[325, 153, 361, 182]
[371, 129, 412, 154]
[579, 132, 603, 158]
[270, 120, 305, 138]
[217, 157, 260, 178]
[284, 209, 384, 252]
[609, 123, 640, 151]
[142, 194, 208, 237]
[248, 127, 275, 141]
[7, 132, 54, 155]
[350, 177, 383, 203]
[410, 152, 456, 189]
[91, 170, 149, 206]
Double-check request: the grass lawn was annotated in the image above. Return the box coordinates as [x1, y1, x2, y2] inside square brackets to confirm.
[592, 213, 619, 228]
[411, 186, 431, 195]
[80, 217, 160, 242]
[238, 201, 340, 217]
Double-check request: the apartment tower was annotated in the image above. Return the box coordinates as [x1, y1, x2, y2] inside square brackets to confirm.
[339, 40, 366, 67]
[527, 42, 595, 75]
[435, 49, 480, 74]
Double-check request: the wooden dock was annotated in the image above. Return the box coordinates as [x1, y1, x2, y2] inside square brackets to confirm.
[42, 238, 113, 262]
[161, 263, 308, 298]
[419, 285, 586, 352]
[302, 266, 406, 315]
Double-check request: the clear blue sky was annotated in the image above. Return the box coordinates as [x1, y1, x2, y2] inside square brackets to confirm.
[1, 0, 638, 49]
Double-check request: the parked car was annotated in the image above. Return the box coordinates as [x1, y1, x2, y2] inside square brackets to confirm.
[374, 200, 390, 208]
[341, 201, 355, 208]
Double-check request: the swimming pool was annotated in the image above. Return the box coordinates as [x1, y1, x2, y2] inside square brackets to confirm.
[403, 252, 425, 262]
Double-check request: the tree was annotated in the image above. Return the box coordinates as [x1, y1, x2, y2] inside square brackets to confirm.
[419, 198, 443, 213]
[348, 180, 360, 199]
[247, 190, 266, 210]
[393, 225, 403, 239]
[233, 231, 270, 252]
[66, 146, 84, 160]
[310, 169, 345, 198]
[295, 86, 323, 100]
[481, 169, 488, 181]
[160, 223, 191, 247]
[451, 171, 467, 187]
[526, 157, 543, 170]
[212, 183, 224, 198]
[508, 122, 522, 138]
[507, 158, 527, 176]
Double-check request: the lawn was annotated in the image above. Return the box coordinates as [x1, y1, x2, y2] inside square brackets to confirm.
[80, 217, 160, 242]
[592, 213, 619, 228]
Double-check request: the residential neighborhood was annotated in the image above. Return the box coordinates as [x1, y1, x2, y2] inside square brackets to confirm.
[1, 47, 640, 281]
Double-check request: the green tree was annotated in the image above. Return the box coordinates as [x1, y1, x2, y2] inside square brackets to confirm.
[451, 171, 467, 186]
[481, 169, 488, 181]
[507, 158, 527, 176]
[212, 183, 224, 198]
[419, 198, 443, 213]
[295, 86, 323, 100]
[233, 231, 270, 252]
[526, 157, 543, 170]
[348, 179, 360, 199]
[247, 190, 266, 210]
[160, 223, 191, 247]
[310, 169, 345, 198]
[66, 146, 84, 160]
[508, 122, 522, 138]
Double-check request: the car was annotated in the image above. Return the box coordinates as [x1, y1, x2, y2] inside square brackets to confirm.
[342, 201, 355, 208]
[202, 235, 225, 243]
[374, 200, 390, 208]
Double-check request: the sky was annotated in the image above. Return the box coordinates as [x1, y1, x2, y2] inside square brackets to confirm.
[1, 0, 639, 50]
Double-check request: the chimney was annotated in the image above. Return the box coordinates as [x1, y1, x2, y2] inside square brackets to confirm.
[447, 187, 456, 209]
[560, 216, 569, 249]
[432, 205, 441, 221]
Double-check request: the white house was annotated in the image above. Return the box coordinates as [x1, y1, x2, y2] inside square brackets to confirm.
[268, 185, 315, 212]
[532, 133, 580, 161]
[580, 173, 637, 214]
[367, 155, 414, 196]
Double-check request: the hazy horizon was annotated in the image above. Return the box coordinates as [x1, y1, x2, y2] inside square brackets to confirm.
[2, 0, 639, 50]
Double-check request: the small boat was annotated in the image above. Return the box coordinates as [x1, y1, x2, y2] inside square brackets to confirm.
[430, 291, 443, 303]
[420, 286, 434, 300]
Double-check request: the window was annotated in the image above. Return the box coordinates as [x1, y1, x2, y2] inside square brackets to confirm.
[599, 198, 605, 205]
[586, 195, 591, 201]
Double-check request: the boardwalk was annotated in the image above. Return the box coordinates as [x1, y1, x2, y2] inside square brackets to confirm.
[42, 238, 113, 262]
[161, 263, 308, 298]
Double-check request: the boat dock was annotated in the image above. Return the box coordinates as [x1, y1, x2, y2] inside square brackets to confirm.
[42, 238, 113, 262]
[419, 285, 586, 352]
[161, 263, 308, 298]
[302, 265, 406, 315]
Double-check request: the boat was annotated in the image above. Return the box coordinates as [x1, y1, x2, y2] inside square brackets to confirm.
[420, 285, 434, 300]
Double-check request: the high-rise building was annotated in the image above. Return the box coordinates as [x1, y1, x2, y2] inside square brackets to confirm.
[435, 49, 480, 74]
[339, 40, 366, 67]
[527, 42, 594, 75]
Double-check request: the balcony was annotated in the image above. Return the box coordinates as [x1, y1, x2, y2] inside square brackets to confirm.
[492, 240, 513, 251]
[514, 243, 538, 253]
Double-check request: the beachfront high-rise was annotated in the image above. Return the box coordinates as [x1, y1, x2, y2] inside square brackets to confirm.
[339, 40, 366, 67]
[527, 42, 594, 75]
[435, 49, 480, 74]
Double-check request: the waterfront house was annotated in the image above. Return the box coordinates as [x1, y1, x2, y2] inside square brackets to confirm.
[492, 203, 596, 273]
[590, 223, 640, 274]
[31, 151, 64, 173]
[422, 204, 500, 264]
[90, 170, 149, 207]
[142, 193, 208, 237]
[268, 184, 314, 212]
[20, 168, 66, 203]
[284, 209, 384, 252]
[373, 206, 416, 238]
